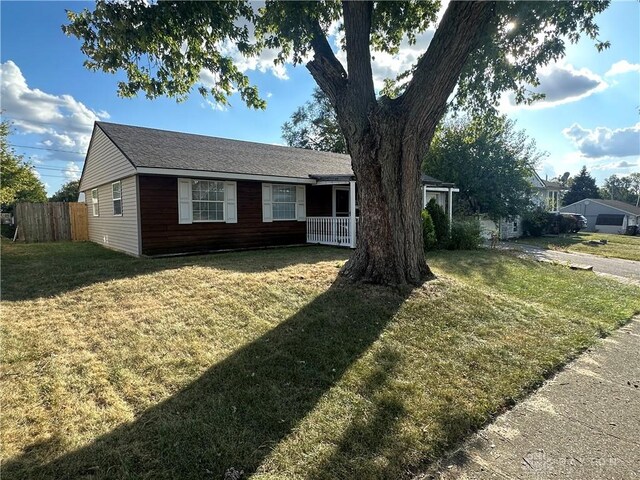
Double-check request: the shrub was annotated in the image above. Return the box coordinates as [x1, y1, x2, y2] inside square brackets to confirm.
[1, 224, 16, 239]
[421, 209, 437, 251]
[426, 198, 449, 247]
[448, 219, 481, 250]
[522, 208, 550, 237]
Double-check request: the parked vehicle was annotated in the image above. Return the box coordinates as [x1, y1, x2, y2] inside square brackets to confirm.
[550, 212, 587, 234]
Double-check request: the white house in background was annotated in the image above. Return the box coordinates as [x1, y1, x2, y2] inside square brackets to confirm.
[485, 171, 567, 240]
[560, 198, 640, 234]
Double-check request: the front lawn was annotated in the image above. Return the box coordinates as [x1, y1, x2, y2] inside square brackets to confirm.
[2, 242, 639, 479]
[511, 231, 640, 262]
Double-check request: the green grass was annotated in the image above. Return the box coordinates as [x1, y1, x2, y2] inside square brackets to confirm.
[2, 241, 639, 479]
[511, 232, 640, 261]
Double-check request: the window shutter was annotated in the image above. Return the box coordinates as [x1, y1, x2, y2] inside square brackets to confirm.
[262, 183, 272, 222]
[177, 178, 192, 224]
[296, 185, 306, 222]
[225, 182, 237, 223]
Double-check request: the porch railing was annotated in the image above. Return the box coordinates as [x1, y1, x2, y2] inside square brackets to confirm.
[306, 216, 357, 247]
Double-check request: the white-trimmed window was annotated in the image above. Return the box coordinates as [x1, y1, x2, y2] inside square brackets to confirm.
[91, 188, 99, 216]
[112, 181, 122, 216]
[177, 178, 237, 224]
[272, 185, 297, 220]
[262, 183, 305, 222]
[192, 179, 225, 221]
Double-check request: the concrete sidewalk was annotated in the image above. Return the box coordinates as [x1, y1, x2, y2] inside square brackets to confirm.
[422, 316, 640, 480]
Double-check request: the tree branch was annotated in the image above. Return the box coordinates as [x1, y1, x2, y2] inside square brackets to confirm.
[305, 19, 348, 108]
[342, 1, 375, 104]
[401, 1, 496, 140]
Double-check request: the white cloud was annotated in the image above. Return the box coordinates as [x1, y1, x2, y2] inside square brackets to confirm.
[332, 25, 435, 93]
[0, 60, 108, 155]
[64, 162, 82, 181]
[605, 60, 640, 77]
[563, 123, 640, 158]
[500, 62, 607, 111]
[592, 160, 638, 170]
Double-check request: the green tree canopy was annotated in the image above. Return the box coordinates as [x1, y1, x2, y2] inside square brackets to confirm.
[282, 87, 346, 154]
[562, 166, 600, 206]
[49, 180, 80, 202]
[64, 0, 611, 286]
[599, 174, 639, 206]
[1, 121, 47, 209]
[423, 114, 544, 221]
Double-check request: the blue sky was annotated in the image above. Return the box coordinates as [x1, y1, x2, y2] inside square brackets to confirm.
[1, 1, 638, 195]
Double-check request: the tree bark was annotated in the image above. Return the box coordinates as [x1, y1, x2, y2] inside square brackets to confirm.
[341, 106, 431, 285]
[307, 1, 496, 286]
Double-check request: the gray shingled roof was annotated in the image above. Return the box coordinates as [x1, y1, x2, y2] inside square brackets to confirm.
[96, 122, 456, 187]
[591, 198, 640, 215]
[97, 122, 353, 179]
[542, 180, 564, 189]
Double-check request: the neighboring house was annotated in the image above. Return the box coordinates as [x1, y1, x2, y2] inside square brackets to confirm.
[79, 122, 458, 256]
[530, 172, 565, 212]
[492, 171, 566, 240]
[560, 198, 640, 234]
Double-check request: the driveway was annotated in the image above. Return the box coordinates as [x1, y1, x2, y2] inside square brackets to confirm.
[499, 243, 640, 284]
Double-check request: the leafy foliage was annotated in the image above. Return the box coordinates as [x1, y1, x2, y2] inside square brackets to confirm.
[599, 173, 640, 206]
[562, 166, 600, 206]
[522, 207, 550, 237]
[49, 180, 80, 202]
[1, 121, 47, 209]
[426, 198, 449, 247]
[282, 88, 346, 153]
[424, 114, 544, 221]
[63, 1, 610, 112]
[421, 209, 437, 251]
[448, 219, 482, 250]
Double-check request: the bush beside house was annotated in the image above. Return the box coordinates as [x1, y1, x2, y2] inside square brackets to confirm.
[448, 219, 482, 250]
[522, 208, 582, 237]
[421, 210, 437, 251]
[422, 209, 481, 251]
[426, 198, 449, 247]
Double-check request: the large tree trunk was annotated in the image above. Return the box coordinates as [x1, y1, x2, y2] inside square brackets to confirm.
[306, 1, 496, 286]
[340, 111, 431, 286]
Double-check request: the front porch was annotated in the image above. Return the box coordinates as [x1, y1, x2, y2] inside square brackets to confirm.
[306, 178, 358, 248]
[304, 174, 458, 248]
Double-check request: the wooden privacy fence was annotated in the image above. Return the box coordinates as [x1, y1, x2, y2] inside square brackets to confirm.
[15, 202, 88, 243]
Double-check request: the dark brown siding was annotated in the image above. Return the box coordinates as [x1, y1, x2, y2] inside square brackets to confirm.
[139, 176, 333, 255]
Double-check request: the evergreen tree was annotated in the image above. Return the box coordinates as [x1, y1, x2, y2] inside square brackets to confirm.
[562, 166, 600, 206]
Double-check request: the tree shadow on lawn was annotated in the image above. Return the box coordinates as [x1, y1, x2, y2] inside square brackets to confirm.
[0, 242, 350, 301]
[3, 278, 413, 479]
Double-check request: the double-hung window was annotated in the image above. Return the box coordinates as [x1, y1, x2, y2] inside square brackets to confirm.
[112, 181, 122, 216]
[192, 180, 225, 221]
[271, 185, 297, 220]
[177, 178, 237, 224]
[262, 183, 305, 222]
[91, 188, 99, 216]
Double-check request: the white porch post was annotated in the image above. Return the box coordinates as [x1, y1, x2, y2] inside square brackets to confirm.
[349, 180, 357, 248]
[447, 187, 453, 230]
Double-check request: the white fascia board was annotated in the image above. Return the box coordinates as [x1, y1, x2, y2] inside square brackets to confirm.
[314, 180, 351, 186]
[425, 187, 460, 192]
[136, 167, 316, 185]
